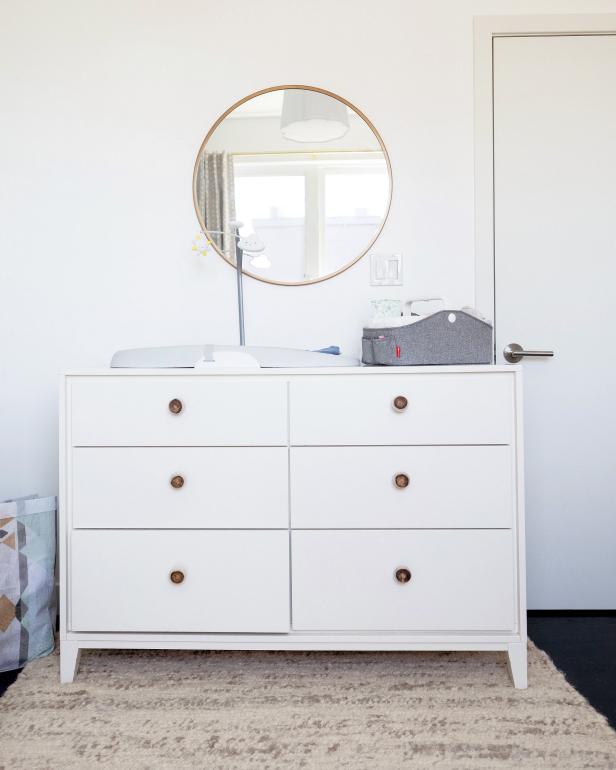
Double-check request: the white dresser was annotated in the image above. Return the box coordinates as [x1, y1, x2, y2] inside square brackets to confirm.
[59, 366, 527, 687]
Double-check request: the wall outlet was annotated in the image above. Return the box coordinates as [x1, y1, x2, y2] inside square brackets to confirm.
[370, 252, 403, 286]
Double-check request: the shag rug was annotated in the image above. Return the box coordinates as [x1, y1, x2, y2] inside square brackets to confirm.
[1, 643, 616, 769]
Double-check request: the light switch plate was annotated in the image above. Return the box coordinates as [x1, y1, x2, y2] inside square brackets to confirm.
[370, 253, 403, 286]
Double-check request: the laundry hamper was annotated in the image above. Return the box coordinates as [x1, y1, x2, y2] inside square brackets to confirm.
[0, 495, 56, 671]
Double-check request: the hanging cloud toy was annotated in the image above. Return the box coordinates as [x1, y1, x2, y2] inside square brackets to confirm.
[237, 234, 265, 253]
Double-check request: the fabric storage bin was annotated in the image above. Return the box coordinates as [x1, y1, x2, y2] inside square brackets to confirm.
[362, 309, 493, 366]
[0, 495, 56, 672]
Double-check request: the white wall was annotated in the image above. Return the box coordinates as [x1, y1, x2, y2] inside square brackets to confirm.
[2, 0, 616, 498]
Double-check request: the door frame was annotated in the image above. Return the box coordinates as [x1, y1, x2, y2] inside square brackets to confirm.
[473, 13, 616, 358]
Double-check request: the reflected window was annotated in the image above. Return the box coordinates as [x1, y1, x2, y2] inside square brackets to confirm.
[233, 153, 387, 280]
[234, 172, 306, 282]
[324, 162, 389, 266]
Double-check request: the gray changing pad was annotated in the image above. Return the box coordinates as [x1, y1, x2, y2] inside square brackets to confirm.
[362, 310, 493, 366]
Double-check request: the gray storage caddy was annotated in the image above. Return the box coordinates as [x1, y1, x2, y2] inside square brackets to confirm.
[362, 309, 493, 366]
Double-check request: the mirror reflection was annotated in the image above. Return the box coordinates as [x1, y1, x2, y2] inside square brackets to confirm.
[194, 87, 391, 285]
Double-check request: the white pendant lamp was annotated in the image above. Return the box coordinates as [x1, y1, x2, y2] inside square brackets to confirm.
[281, 89, 350, 143]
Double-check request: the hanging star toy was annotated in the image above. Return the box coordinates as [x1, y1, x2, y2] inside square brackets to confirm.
[192, 231, 212, 256]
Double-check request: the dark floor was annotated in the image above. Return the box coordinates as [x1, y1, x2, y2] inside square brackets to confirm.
[0, 666, 20, 697]
[2, 615, 615, 729]
[527, 612, 616, 729]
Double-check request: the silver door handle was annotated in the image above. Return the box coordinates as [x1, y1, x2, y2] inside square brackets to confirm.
[503, 342, 554, 363]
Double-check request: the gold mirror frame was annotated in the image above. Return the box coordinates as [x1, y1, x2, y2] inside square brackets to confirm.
[192, 84, 393, 286]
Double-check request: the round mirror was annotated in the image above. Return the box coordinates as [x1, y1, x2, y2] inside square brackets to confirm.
[193, 85, 392, 285]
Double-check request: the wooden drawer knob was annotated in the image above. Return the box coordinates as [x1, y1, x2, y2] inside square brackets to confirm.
[393, 395, 408, 411]
[168, 398, 183, 415]
[170, 570, 185, 584]
[394, 473, 410, 489]
[170, 475, 184, 489]
[395, 568, 412, 584]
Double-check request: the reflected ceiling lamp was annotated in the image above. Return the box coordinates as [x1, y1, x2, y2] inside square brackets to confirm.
[281, 89, 349, 143]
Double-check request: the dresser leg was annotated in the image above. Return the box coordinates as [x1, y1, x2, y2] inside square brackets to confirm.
[507, 642, 528, 689]
[60, 641, 81, 683]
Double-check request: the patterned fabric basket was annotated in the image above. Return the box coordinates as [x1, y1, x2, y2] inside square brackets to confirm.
[0, 495, 56, 672]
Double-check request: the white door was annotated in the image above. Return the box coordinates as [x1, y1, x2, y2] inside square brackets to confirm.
[493, 34, 616, 608]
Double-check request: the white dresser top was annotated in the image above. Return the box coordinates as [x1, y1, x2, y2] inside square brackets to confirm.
[63, 365, 519, 377]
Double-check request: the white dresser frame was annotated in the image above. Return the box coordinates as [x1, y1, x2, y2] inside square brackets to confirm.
[59, 366, 527, 687]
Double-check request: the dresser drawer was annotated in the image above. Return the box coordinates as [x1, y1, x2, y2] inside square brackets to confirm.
[291, 445, 513, 528]
[292, 530, 515, 631]
[70, 377, 287, 446]
[70, 530, 290, 632]
[290, 374, 513, 445]
[72, 447, 288, 529]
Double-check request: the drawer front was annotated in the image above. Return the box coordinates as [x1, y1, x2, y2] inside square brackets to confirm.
[71, 530, 290, 632]
[73, 447, 288, 529]
[291, 446, 513, 529]
[70, 377, 287, 446]
[290, 374, 513, 445]
[292, 530, 515, 631]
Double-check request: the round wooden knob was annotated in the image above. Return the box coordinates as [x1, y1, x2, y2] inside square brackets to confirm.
[393, 395, 408, 411]
[394, 473, 410, 489]
[170, 475, 184, 489]
[170, 570, 185, 584]
[168, 398, 183, 415]
[395, 568, 411, 584]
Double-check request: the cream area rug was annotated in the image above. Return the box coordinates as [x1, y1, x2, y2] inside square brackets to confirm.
[1, 643, 616, 769]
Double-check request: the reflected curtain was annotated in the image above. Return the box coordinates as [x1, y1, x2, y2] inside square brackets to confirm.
[196, 151, 237, 262]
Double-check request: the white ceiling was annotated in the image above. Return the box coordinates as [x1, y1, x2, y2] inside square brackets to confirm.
[230, 90, 353, 119]
[230, 91, 284, 118]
